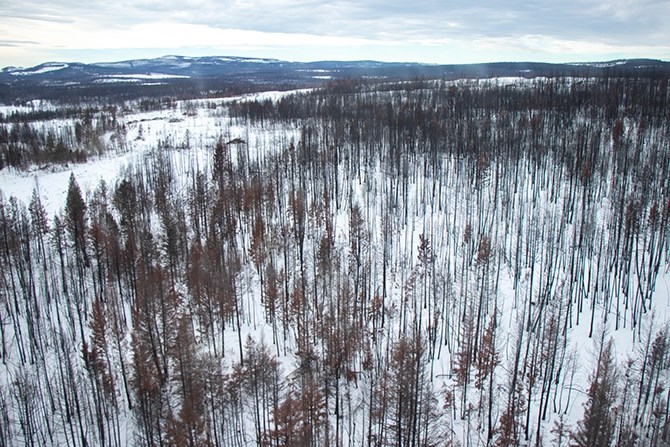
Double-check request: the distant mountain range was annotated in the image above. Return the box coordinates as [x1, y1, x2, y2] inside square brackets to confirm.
[1, 55, 668, 102]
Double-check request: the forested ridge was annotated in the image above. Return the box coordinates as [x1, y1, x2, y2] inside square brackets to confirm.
[1, 76, 670, 446]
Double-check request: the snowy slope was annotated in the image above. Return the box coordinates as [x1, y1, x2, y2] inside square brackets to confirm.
[1, 77, 669, 446]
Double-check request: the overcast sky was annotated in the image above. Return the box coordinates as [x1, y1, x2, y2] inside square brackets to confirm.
[1, 0, 669, 68]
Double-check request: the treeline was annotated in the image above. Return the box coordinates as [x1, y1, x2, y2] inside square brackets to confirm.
[0, 106, 122, 170]
[0, 78, 309, 108]
[0, 76, 670, 446]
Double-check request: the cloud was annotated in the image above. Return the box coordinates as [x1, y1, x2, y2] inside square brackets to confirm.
[0, 0, 668, 66]
[0, 39, 39, 47]
[5, 0, 668, 42]
[1, 19, 395, 52]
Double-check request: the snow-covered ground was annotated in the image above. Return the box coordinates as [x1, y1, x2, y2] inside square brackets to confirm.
[1, 78, 669, 446]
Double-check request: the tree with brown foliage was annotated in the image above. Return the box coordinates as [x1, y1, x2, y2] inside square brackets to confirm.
[570, 337, 618, 447]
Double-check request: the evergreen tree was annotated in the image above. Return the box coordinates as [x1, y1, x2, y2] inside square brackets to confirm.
[66, 173, 89, 266]
[571, 337, 618, 447]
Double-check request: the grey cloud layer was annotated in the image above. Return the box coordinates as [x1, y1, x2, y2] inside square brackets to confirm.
[2, 0, 668, 48]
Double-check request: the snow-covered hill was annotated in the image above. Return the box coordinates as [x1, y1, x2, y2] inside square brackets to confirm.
[1, 55, 669, 104]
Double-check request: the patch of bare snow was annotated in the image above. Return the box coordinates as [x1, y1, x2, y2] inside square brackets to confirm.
[11, 63, 69, 76]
